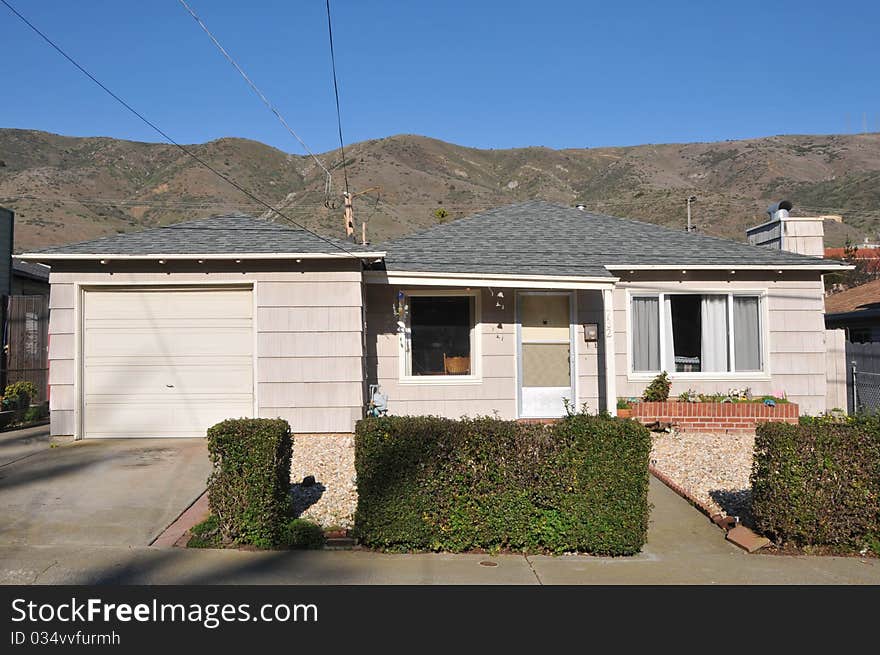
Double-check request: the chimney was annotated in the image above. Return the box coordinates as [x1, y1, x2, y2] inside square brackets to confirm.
[746, 200, 825, 258]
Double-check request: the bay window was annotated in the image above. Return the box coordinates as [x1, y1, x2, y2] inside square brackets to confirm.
[631, 293, 763, 374]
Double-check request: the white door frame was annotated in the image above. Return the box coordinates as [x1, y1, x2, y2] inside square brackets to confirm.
[516, 290, 576, 418]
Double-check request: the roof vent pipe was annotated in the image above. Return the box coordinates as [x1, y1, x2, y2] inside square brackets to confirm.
[767, 200, 793, 222]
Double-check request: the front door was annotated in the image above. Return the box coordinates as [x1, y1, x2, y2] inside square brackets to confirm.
[518, 292, 574, 418]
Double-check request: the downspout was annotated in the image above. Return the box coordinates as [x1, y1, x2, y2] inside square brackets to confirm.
[602, 284, 617, 414]
[359, 259, 369, 419]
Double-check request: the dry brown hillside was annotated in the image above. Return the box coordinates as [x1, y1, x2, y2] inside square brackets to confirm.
[1, 128, 879, 251]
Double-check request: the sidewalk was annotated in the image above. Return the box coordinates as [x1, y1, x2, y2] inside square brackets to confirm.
[1, 478, 877, 584]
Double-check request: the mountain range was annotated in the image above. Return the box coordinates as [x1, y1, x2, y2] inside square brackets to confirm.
[2, 128, 879, 252]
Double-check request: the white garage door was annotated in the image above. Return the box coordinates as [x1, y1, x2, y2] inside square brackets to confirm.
[83, 287, 254, 438]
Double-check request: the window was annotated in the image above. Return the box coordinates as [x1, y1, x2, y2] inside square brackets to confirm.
[631, 293, 763, 374]
[405, 294, 476, 377]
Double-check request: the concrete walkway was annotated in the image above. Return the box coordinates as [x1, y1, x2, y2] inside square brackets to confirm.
[1, 477, 876, 584]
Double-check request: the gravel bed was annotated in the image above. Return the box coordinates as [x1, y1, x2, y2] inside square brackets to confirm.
[650, 430, 755, 525]
[290, 434, 357, 530]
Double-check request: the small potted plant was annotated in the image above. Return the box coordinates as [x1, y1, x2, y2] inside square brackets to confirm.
[616, 398, 633, 418]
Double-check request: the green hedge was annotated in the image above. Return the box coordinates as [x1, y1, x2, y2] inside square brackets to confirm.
[751, 416, 880, 552]
[353, 414, 651, 555]
[206, 418, 292, 548]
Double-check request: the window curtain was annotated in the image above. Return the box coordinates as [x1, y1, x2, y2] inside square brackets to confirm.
[700, 295, 729, 372]
[733, 296, 761, 371]
[632, 297, 660, 371]
[663, 295, 675, 371]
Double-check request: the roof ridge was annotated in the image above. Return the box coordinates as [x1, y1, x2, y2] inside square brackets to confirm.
[377, 201, 541, 246]
[380, 199, 831, 263]
[23, 211, 376, 256]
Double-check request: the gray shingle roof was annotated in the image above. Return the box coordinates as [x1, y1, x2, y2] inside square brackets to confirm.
[12, 257, 50, 281]
[378, 200, 842, 277]
[25, 213, 378, 258]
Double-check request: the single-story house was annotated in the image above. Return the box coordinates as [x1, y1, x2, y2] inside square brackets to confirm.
[824, 278, 880, 343]
[21, 200, 847, 443]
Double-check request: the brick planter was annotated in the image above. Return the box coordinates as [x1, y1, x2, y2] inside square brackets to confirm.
[631, 400, 798, 433]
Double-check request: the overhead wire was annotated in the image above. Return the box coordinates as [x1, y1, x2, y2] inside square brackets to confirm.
[0, 0, 362, 258]
[325, 0, 349, 196]
[176, 0, 334, 203]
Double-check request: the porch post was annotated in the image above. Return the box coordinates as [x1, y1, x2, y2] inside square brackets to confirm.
[602, 287, 617, 414]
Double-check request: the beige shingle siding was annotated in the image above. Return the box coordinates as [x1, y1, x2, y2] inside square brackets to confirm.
[613, 275, 829, 415]
[364, 285, 604, 419]
[46, 261, 366, 437]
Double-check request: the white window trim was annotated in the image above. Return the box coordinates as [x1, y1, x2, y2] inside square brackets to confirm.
[625, 288, 770, 381]
[398, 288, 482, 385]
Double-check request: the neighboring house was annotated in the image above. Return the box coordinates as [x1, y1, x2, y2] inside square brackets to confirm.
[11, 257, 50, 296]
[824, 245, 880, 275]
[824, 279, 880, 343]
[21, 200, 847, 444]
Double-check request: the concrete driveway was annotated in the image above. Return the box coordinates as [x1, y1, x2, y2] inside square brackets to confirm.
[0, 424, 52, 467]
[0, 437, 210, 547]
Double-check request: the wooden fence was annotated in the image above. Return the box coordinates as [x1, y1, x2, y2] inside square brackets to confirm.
[4, 295, 49, 404]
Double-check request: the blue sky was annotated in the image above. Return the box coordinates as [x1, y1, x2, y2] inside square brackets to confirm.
[2, 1, 879, 153]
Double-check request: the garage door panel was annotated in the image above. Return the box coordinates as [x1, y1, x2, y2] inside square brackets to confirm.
[85, 362, 253, 395]
[84, 289, 253, 320]
[85, 398, 253, 438]
[83, 288, 254, 438]
[84, 327, 253, 358]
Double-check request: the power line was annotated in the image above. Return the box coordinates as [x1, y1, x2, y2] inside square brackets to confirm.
[176, 0, 333, 202]
[325, 0, 349, 195]
[6, 195, 266, 209]
[0, 0, 360, 258]
[5, 194, 338, 210]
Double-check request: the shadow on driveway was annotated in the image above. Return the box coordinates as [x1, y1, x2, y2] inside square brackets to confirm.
[0, 438, 209, 548]
[0, 424, 51, 467]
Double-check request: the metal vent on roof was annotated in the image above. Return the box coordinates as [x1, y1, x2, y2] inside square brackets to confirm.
[767, 200, 793, 221]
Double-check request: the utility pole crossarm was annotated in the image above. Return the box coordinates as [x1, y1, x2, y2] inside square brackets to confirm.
[686, 195, 697, 232]
[342, 187, 382, 244]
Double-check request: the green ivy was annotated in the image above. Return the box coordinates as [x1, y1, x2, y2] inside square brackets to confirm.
[353, 413, 651, 555]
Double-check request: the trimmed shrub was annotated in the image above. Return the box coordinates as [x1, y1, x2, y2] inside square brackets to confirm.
[281, 519, 326, 549]
[751, 416, 880, 552]
[206, 418, 292, 548]
[353, 413, 651, 555]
